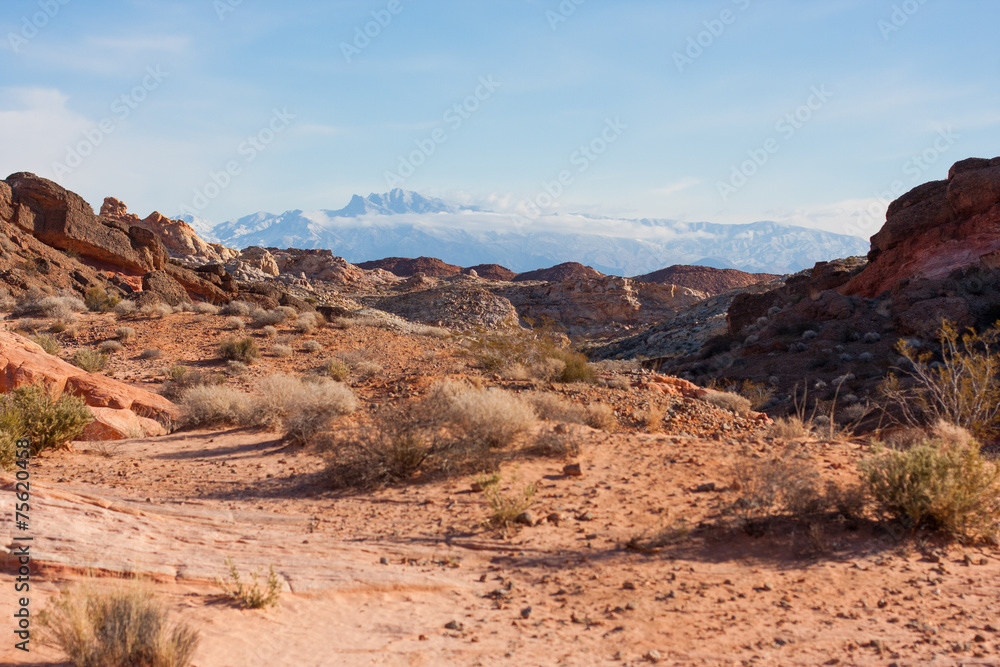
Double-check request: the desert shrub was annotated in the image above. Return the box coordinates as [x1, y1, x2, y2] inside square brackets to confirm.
[39, 581, 199, 667]
[0, 385, 92, 454]
[0, 288, 15, 311]
[737, 380, 776, 410]
[271, 344, 293, 358]
[218, 337, 260, 364]
[261, 325, 278, 338]
[411, 324, 449, 338]
[224, 316, 245, 330]
[526, 392, 587, 424]
[97, 341, 124, 354]
[161, 366, 223, 401]
[251, 308, 290, 329]
[427, 380, 536, 450]
[641, 404, 663, 432]
[703, 391, 753, 415]
[30, 333, 61, 356]
[353, 360, 383, 378]
[527, 357, 566, 381]
[485, 474, 537, 529]
[324, 405, 433, 489]
[113, 300, 137, 317]
[141, 303, 173, 318]
[549, 348, 595, 383]
[294, 312, 324, 334]
[257, 374, 357, 444]
[72, 349, 108, 373]
[226, 361, 249, 375]
[180, 384, 255, 427]
[879, 320, 1000, 442]
[83, 287, 120, 313]
[861, 432, 1000, 541]
[115, 326, 136, 343]
[216, 557, 281, 610]
[220, 300, 252, 316]
[193, 302, 219, 315]
[15, 317, 48, 333]
[585, 403, 617, 430]
[322, 359, 350, 381]
[16, 295, 86, 319]
[138, 349, 162, 360]
[769, 416, 814, 439]
[302, 340, 322, 353]
[730, 445, 829, 535]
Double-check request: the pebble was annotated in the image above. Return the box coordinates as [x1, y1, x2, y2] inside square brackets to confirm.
[645, 649, 662, 662]
[563, 463, 583, 477]
[444, 620, 463, 631]
[577, 511, 595, 522]
[514, 512, 535, 526]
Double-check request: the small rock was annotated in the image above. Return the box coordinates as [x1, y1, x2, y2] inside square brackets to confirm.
[577, 511, 595, 522]
[444, 620, 464, 631]
[623, 581, 636, 590]
[520, 607, 532, 619]
[694, 482, 717, 493]
[379, 557, 389, 565]
[514, 512, 535, 526]
[974, 633, 987, 643]
[546, 512, 566, 526]
[563, 463, 583, 477]
[645, 649, 662, 663]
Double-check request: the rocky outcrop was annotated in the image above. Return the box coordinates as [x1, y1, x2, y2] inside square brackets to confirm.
[357, 256, 462, 278]
[843, 157, 1000, 298]
[269, 249, 394, 287]
[237, 247, 279, 276]
[502, 277, 705, 337]
[514, 262, 604, 283]
[633, 265, 780, 296]
[142, 270, 190, 306]
[0, 331, 177, 439]
[101, 197, 238, 266]
[464, 264, 516, 281]
[7, 173, 169, 274]
[370, 283, 519, 330]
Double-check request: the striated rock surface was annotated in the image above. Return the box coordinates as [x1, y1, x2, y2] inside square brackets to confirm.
[7, 173, 169, 275]
[633, 265, 780, 296]
[0, 331, 178, 439]
[370, 282, 519, 330]
[514, 262, 604, 283]
[237, 246, 280, 276]
[270, 249, 394, 287]
[463, 264, 516, 281]
[357, 256, 462, 278]
[501, 277, 705, 337]
[843, 156, 1000, 298]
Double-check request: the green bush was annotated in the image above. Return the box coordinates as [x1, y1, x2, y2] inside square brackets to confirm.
[322, 358, 350, 381]
[861, 435, 1000, 541]
[72, 349, 108, 373]
[880, 320, 1000, 442]
[84, 286, 120, 313]
[215, 557, 281, 610]
[218, 337, 260, 364]
[39, 582, 199, 667]
[30, 333, 61, 356]
[0, 385, 92, 454]
[548, 348, 595, 383]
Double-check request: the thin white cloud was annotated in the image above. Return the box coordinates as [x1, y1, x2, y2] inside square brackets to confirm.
[0, 87, 91, 176]
[653, 177, 701, 198]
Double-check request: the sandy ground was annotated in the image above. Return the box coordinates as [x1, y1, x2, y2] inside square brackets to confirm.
[1, 311, 1000, 666]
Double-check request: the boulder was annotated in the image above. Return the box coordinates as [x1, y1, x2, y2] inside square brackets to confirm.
[0, 331, 178, 438]
[142, 270, 190, 306]
[843, 157, 1000, 298]
[6, 173, 169, 274]
[165, 264, 231, 302]
[238, 247, 280, 276]
[82, 407, 168, 441]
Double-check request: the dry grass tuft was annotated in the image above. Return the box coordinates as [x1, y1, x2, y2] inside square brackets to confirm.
[39, 581, 199, 667]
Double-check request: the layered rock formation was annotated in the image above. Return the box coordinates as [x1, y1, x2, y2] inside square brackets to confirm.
[633, 265, 780, 296]
[514, 262, 604, 283]
[842, 157, 1000, 298]
[0, 331, 177, 440]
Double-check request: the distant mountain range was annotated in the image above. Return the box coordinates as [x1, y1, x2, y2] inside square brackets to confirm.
[180, 189, 869, 275]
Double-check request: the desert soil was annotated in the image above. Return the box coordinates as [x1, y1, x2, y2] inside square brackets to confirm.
[2, 311, 1000, 666]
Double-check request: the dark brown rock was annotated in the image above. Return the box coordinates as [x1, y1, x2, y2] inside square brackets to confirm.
[165, 264, 229, 303]
[357, 256, 462, 278]
[235, 292, 279, 310]
[142, 270, 189, 306]
[633, 265, 779, 296]
[728, 291, 779, 334]
[514, 262, 604, 283]
[463, 264, 516, 281]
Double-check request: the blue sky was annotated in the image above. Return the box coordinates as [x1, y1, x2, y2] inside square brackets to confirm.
[1, 0, 997, 237]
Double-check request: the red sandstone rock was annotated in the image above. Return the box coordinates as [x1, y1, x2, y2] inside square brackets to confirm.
[514, 262, 604, 282]
[843, 157, 1000, 298]
[633, 265, 780, 296]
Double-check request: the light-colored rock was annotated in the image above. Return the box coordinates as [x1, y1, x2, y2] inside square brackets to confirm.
[82, 407, 169, 441]
[238, 246, 280, 276]
[0, 331, 178, 439]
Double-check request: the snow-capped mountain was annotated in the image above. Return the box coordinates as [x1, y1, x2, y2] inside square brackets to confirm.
[181, 190, 869, 275]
